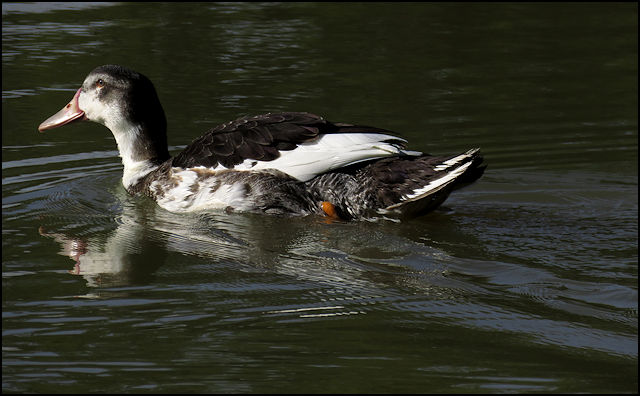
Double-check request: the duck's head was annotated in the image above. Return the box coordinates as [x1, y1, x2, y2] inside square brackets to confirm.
[38, 65, 170, 164]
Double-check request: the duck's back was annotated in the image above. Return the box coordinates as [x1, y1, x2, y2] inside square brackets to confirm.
[170, 112, 414, 181]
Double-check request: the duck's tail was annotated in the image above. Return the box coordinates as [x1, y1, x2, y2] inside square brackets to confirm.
[375, 148, 486, 219]
[309, 148, 486, 220]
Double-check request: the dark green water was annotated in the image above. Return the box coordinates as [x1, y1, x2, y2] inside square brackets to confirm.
[2, 2, 637, 393]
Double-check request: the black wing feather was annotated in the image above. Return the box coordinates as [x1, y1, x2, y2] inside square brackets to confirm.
[171, 112, 398, 169]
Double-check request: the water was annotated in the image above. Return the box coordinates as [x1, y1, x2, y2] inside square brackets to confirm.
[2, 2, 637, 393]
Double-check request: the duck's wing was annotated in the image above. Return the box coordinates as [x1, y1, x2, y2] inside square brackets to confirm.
[172, 112, 417, 181]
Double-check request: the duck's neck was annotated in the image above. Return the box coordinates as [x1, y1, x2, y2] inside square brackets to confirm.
[108, 120, 171, 192]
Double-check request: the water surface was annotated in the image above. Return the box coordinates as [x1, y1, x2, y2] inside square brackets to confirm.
[2, 2, 637, 393]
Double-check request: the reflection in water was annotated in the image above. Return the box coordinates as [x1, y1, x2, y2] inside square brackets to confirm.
[38, 214, 167, 288]
[32, 171, 637, 359]
[35, 187, 435, 295]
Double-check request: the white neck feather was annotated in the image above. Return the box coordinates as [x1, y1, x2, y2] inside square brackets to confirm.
[110, 122, 159, 190]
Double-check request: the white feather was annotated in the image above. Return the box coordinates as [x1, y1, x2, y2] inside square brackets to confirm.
[233, 133, 420, 181]
[403, 161, 473, 201]
[433, 150, 476, 172]
[381, 160, 474, 213]
[152, 168, 253, 213]
[97, 121, 158, 190]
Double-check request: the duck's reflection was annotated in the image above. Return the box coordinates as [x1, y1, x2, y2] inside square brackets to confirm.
[39, 205, 169, 287]
[38, 195, 350, 287]
[38, 191, 457, 305]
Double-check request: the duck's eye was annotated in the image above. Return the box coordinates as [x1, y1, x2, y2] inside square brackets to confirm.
[96, 79, 105, 88]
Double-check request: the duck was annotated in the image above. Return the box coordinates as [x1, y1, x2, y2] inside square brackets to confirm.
[38, 64, 486, 221]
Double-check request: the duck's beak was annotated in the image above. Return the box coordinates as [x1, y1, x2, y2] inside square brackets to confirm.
[38, 88, 86, 132]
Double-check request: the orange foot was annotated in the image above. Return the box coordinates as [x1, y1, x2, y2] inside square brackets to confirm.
[321, 201, 342, 220]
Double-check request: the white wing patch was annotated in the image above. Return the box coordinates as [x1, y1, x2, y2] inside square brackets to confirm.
[232, 133, 421, 181]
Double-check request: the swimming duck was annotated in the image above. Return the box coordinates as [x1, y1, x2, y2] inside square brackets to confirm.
[38, 64, 485, 220]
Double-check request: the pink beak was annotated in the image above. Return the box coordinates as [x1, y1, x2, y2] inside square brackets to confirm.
[38, 88, 86, 132]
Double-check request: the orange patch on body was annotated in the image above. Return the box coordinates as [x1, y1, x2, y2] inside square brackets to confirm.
[321, 201, 341, 220]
